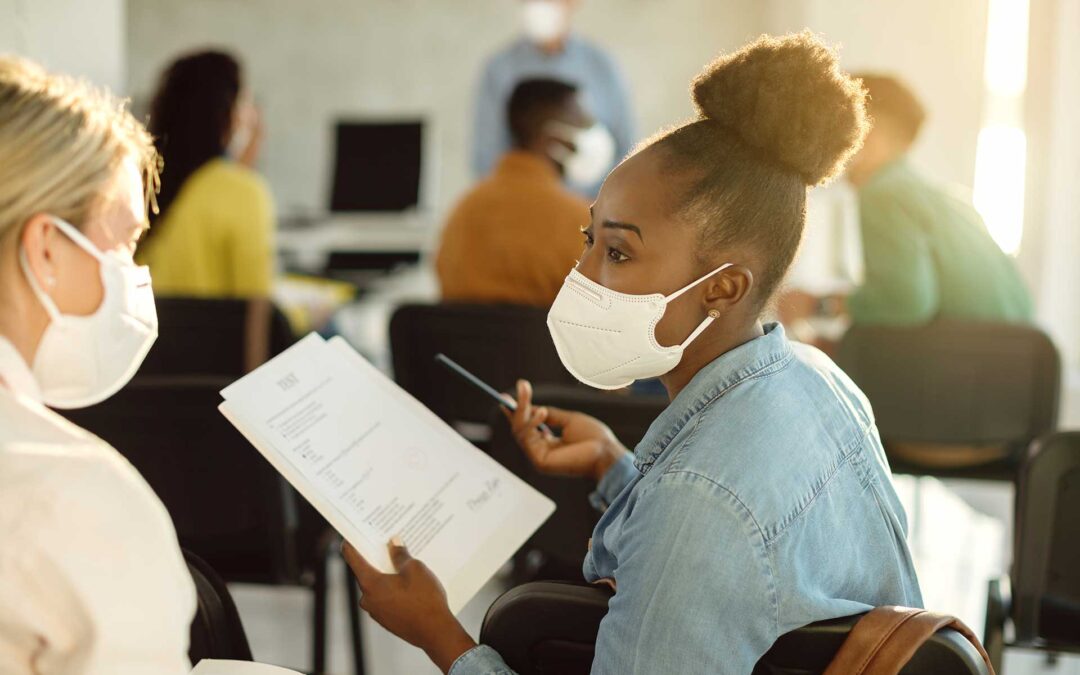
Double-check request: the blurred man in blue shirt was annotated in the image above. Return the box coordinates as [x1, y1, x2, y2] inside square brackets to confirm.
[473, 0, 636, 197]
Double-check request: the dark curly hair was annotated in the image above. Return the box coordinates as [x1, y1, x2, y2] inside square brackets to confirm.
[651, 32, 868, 308]
[507, 78, 579, 148]
[144, 50, 242, 244]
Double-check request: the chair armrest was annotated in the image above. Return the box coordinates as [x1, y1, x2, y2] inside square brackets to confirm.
[479, 581, 613, 674]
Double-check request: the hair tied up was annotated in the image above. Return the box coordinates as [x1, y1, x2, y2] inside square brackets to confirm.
[690, 31, 869, 186]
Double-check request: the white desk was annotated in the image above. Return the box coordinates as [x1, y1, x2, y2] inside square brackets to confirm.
[277, 212, 436, 272]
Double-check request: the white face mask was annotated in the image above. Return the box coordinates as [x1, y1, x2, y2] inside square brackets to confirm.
[547, 263, 732, 390]
[522, 0, 568, 44]
[547, 121, 616, 189]
[19, 217, 158, 409]
[227, 94, 258, 161]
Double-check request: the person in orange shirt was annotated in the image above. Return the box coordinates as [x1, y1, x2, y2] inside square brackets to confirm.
[436, 78, 598, 306]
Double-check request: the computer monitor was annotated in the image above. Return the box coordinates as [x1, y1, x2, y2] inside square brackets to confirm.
[329, 120, 423, 212]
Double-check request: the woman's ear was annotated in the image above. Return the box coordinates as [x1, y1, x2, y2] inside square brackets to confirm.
[19, 214, 60, 290]
[703, 264, 754, 312]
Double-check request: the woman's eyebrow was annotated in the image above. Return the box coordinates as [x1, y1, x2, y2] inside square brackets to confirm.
[602, 219, 644, 243]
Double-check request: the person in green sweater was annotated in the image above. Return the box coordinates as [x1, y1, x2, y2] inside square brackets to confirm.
[844, 74, 1033, 326]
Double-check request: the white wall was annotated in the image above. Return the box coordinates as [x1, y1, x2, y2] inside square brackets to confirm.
[764, 0, 989, 190]
[0, 0, 126, 92]
[125, 0, 765, 219]
[126, 0, 990, 219]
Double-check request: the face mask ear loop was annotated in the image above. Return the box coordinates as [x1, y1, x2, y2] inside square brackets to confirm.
[18, 248, 63, 323]
[677, 314, 716, 349]
[49, 217, 106, 262]
[664, 262, 734, 303]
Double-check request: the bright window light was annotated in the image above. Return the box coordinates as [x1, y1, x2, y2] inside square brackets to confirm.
[984, 0, 1030, 96]
[973, 125, 1027, 255]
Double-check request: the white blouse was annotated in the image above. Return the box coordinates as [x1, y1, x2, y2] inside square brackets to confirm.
[0, 336, 196, 674]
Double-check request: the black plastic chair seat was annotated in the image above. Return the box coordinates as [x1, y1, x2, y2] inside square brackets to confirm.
[1039, 595, 1080, 645]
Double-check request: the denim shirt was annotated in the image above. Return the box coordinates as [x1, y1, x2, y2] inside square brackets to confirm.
[452, 324, 922, 674]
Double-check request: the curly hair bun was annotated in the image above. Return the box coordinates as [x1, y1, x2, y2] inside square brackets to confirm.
[691, 31, 868, 186]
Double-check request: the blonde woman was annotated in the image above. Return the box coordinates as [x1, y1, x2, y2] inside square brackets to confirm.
[0, 58, 195, 673]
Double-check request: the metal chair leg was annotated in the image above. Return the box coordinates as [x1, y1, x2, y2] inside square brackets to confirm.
[344, 562, 366, 675]
[311, 540, 330, 675]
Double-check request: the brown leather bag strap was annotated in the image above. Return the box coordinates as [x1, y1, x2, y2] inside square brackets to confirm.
[822, 606, 995, 675]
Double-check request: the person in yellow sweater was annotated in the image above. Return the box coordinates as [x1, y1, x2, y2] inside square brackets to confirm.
[137, 50, 273, 299]
[136, 51, 274, 369]
[436, 78, 595, 307]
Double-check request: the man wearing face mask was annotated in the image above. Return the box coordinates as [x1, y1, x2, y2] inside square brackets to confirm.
[437, 78, 593, 307]
[473, 0, 634, 197]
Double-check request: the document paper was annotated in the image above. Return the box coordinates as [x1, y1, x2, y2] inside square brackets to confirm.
[191, 660, 302, 675]
[219, 333, 554, 613]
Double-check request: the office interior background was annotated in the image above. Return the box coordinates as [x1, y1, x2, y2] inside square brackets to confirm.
[3, 0, 1080, 673]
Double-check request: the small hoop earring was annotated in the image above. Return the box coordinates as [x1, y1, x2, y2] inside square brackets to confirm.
[708, 309, 720, 319]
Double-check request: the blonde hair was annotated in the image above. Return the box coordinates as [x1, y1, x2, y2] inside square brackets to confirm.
[0, 56, 159, 241]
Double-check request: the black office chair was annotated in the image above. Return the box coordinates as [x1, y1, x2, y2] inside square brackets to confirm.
[985, 431, 1080, 670]
[835, 320, 1060, 480]
[480, 582, 992, 674]
[487, 385, 667, 581]
[63, 377, 364, 675]
[388, 303, 580, 443]
[140, 297, 297, 376]
[186, 549, 254, 665]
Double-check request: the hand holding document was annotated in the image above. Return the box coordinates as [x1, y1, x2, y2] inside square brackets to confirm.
[219, 333, 554, 613]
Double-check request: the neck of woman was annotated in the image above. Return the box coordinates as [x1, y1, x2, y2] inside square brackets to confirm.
[0, 245, 48, 373]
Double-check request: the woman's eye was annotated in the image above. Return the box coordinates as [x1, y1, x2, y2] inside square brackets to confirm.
[607, 247, 630, 263]
[582, 230, 594, 247]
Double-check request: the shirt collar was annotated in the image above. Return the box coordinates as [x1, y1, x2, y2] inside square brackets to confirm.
[494, 149, 562, 183]
[634, 322, 794, 470]
[0, 335, 41, 403]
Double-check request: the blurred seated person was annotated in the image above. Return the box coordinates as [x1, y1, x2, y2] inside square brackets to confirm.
[834, 75, 1035, 469]
[843, 74, 1033, 327]
[436, 78, 591, 307]
[136, 50, 275, 369]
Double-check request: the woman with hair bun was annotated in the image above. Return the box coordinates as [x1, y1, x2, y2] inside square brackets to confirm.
[344, 33, 923, 674]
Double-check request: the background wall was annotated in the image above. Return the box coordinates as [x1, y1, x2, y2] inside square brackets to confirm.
[126, 0, 764, 221]
[0, 0, 126, 92]
[764, 0, 989, 190]
[126, 0, 988, 223]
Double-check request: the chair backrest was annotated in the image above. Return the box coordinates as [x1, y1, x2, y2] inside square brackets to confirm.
[1012, 431, 1080, 647]
[388, 303, 579, 437]
[487, 385, 667, 573]
[185, 549, 254, 665]
[480, 582, 991, 675]
[756, 611, 991, 674]
[63, 376, 300, 583]
[835, 320, 1059, 474]
[140, 297, 296, 377]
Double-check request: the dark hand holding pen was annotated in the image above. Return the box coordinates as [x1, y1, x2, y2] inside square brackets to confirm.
[504, 379, 630, 482]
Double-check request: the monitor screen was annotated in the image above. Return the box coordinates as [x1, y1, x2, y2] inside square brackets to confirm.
[330, 120, 423, 212]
